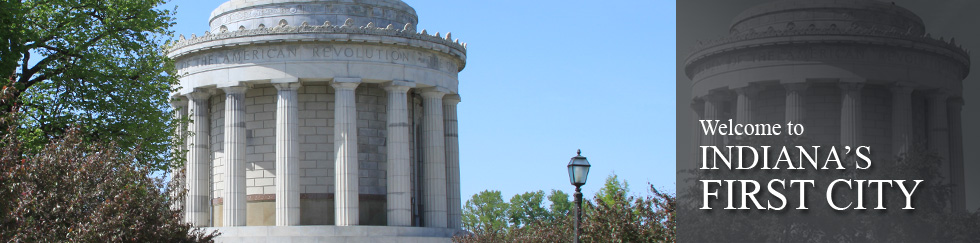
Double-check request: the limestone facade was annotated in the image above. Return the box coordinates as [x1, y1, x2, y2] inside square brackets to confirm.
[169, 0, 467, 240]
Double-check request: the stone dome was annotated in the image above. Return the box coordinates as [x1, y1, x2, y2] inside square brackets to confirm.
[208, 0, 418, 33]
[729, 0, 925, 35]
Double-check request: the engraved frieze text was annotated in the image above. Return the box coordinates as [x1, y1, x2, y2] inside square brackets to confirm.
[176, 44, 459, 73]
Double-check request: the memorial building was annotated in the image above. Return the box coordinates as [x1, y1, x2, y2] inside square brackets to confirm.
[686, 0, 969, 211]
[168, 0, 467, 241]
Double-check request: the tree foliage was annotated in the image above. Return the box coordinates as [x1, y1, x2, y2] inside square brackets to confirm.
[582, 185, 675, 243]
[547, 189, 571, 220]
[0, 1, 25, 79]
[456, 175, 676, 243]
[596, 173, 630, 207]
[0, 0, 179, 171]
[508, 190, 548, 227]
[0, 125, 217, 242]
[0, 0, 207, 240]
[462, 190, 510, 237]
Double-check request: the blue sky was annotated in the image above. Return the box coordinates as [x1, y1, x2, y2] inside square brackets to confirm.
[163, 0, 676, 202]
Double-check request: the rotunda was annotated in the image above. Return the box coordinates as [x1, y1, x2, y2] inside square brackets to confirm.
[686, 0, 969, 211]
[168, 0, 467, 241]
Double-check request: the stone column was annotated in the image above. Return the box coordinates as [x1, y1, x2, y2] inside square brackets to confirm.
[384, 81, 414, 226]
[443, 94, 462, 229]
[839, 83, 864, 147]
[927, 92, 950, 185]
[185, 91, 210, 226]
[891, 85, 914, 156]
[221, 86, 247, 227]
[690, 99, 704, 168]
[421, 88, 448, 228]
[702, 94, 724, 147]
[734, 86, 759, 124]
[783, 83, 808, 124]
[274, 80, 301, 226]
[170, 99, 187, 213]
[948, 97, 965, 212]
[333, 78, 360, 226]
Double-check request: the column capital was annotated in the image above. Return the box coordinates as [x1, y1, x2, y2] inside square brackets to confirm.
[221, 86, 247, 95]
[334, 77, 362, 84]
[892, 81, 917, 88]
[702, 91, 731, 103]
[444, 94, 461, 104]
[331, 81, 360, 90]
[949, 96, 965, 106]
[928, 90, 950, 99]
[271, 77, 299, 84]
[733, 85, 762, 96]
[274, 82, 302, 91]
[171, 97, 188, 108]
[783, 82, 809, 92]
[383, 80, 415, 92]
[838, 82, 864, 91]
[690, 99, 705, 112]
[890, 84, 915, 94]
[186, 89, 212, 102]
[419, 87, 450, 98]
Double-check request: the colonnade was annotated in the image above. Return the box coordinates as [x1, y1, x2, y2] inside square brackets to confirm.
[174, 78, 463, 227]
[692, 81, 965, 211]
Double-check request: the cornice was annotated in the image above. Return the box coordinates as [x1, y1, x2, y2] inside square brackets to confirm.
[168, 19, 467, 71]
[686, 25, 970, 70]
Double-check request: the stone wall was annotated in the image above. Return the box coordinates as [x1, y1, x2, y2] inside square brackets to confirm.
[861, 85, 892, 162]
[804, 84, 843, 146]
[296, 84, 335, 225]
[245, 86, 277, 198]
[911, 92, 928, 148]
[753, 85, 785, 125]
[355, 84, 389, 225]
[243, 86, 276, 225]
[210, 93, 226, 226]
[356, 84, 388, 195]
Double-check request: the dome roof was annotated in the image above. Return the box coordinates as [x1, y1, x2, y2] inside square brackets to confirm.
[730, 0, 925, 35]
[208, 0, 418, 33]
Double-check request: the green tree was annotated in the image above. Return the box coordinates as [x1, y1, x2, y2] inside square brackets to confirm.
[0, 1, 25, 80]
[596, 173, 630, 207]
[0, 0, 179, 171]
[456, 175, 677, 243]
[462, 190, 510, 236]
[508, 190, 548, 227]
[0, 126, 218, 241]
[547, 189, 571, 220]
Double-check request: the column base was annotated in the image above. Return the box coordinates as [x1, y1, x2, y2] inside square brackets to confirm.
[207, 226, 463, 243]
[211, 195, 388, 226]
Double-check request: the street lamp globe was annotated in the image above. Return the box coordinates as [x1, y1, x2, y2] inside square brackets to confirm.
[567, 149, 591, 186]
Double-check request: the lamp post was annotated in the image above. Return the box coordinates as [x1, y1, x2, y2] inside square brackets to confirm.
[567, 149, 591, 243]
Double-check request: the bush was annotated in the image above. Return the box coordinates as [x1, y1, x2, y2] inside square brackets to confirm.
[0, 127, 218, 242]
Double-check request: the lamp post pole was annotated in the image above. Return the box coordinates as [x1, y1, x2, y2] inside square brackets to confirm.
[567, 149, 590, 243]
[574, 184, 583, 243]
